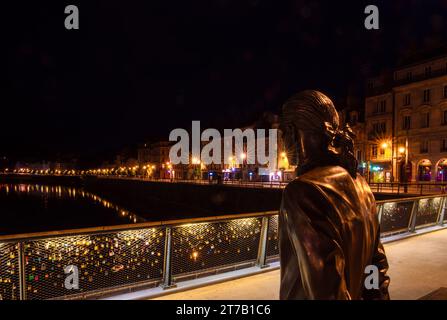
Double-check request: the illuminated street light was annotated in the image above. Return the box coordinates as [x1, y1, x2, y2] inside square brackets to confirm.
[381, 142, 388, 149]
[398, 147, 406, 154]
[240, 153, 246, 160]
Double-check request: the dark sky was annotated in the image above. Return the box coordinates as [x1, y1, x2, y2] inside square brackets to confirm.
[3, 0, 447, 163]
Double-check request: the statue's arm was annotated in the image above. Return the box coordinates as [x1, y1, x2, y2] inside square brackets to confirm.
[281, 181, 350, 300]
[362, 228, 390, 300]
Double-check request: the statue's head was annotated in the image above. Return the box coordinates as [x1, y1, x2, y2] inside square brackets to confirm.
[280, 90, 357, 178]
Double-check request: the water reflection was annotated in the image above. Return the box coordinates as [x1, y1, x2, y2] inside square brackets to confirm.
[0, 184, 145, 235]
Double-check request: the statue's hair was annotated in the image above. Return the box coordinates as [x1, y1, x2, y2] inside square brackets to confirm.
[280, 90, 358, 178]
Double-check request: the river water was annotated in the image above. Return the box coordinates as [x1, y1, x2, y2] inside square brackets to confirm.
[0, 184, 145, 236]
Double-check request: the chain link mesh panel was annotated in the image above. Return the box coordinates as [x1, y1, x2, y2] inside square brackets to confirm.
[0, 242, 20, 300]
[266, 215, 279, 258]
[171, 217, 262, 276]
[380, 201, 414, 235]
[23, 228, 165, 300]
[415, 197, 442, 229]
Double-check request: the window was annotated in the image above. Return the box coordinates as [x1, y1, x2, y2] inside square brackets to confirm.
[420, 140, 429, 153]
[444, 85, 447, 98]
[372, 145, 378, 157]
[423, 89, 431, 102]
[373, 101, 386, 114]
[442, 139, 447, 152]
[403, 93, 411, 106]
[373, 122, 386, 134]
[406, 72, 412, 81]
[421, 112, 430, 128]
[403, 115, 411, 130]
[379, 100, 386, 113]
[425, 66, 431, 77]
[443, 110, 447, 126]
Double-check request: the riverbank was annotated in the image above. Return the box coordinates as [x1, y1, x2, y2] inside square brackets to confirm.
[0, 174, 420, 222]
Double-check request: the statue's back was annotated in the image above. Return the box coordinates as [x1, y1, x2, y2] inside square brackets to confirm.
[279, 165, 390, 300]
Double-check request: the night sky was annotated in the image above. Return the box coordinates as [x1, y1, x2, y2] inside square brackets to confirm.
[3, 0, 447, 165]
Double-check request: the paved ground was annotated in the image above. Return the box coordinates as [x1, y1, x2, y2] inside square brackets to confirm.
[154, 229, 447, 300]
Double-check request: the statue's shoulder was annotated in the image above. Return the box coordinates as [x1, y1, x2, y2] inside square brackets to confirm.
[282, 175, 333, 215]
[283, 174, 322, 196]
[284, 166, 352, 195]
[302, 166, 349, 182]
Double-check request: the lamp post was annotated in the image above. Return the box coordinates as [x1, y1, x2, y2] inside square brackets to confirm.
[398, 140, 409, 193]
[404, 137, 409, 193]
[379, 141, 389, 183]
[240, 152, 246, 181]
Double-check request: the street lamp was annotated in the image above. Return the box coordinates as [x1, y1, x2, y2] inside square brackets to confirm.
[398, 147, 406, 155]
[278, 151, 288, 182]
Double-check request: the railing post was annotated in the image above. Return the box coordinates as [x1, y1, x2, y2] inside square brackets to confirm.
[161, 227, 176, 289]
[256, 216, 270, 268]
[409, 199, 419, 233]
[17, 242, 27, 300]
[377, 204, 384, 224]
[438, 197, 446, 225]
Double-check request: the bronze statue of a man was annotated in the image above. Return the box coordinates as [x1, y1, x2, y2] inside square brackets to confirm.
[279, 90, 390, 300]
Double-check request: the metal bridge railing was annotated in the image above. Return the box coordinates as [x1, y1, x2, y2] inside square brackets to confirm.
[369, 182, 447, 195]
[0, 212, 276, 300]
[376, 194, 447, 237]
[0, 194, 446, 300]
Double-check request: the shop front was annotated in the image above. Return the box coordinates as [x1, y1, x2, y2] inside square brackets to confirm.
[417, 159, 432, 182]
[369, 162, 392, 183]
[436, 159, 447, 182]
[257, 167, 282, 182]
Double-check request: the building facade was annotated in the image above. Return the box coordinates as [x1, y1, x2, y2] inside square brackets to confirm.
[362, 54, 447, 182]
